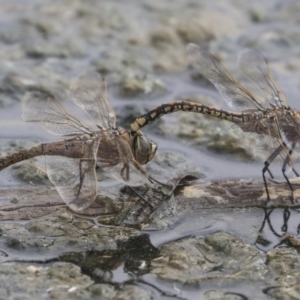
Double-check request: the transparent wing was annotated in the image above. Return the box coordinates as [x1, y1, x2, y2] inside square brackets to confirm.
[97, 132, 149, 186]
[187, 43, 265, 111]
[102, 159, 149, 186]
[232, 118, 290, 162]
[69, 71, 116, 129]
[277, 113, 300, 160]
[46, 137, 100, 211]
[238, 49, 287, 107]
[22, 91, 92, 136]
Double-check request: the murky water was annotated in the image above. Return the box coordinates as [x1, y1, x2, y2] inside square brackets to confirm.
[1, 74, 299, 299]
[0, 0, 300, 299]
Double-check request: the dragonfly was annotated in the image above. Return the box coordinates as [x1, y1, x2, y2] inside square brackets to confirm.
[131, 43, 300, 202]
[0, 71, 157, 211]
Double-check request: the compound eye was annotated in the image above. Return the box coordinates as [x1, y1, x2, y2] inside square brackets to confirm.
[147, 141, 157, 162]
[133, 133, 157, 165]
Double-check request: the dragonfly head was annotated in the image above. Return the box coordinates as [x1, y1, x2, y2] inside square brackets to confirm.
[291, 109, 300, 125]
[131, 130, 157, 165]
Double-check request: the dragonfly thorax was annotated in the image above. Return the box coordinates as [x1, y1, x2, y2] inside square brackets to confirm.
[109, 128, 121, 135]
[288, 109, 300, 133]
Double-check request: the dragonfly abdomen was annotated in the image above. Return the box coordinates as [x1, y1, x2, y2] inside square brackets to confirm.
[131, 100, 247, 132]
[0, 144, 43, 171]
[0, 138, 88, 171]
[42, 139, 85, 159]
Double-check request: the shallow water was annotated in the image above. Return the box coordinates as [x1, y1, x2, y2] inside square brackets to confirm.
[0, 0, 300, 299]
[1, 75, 300, 299]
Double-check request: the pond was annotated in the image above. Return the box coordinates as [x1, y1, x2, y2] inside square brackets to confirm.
[0, 0, 300, 299]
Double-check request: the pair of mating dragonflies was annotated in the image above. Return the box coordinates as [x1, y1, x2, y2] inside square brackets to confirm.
[0, 43, 298, 211]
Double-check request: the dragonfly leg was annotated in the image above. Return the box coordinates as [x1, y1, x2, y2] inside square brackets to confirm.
[120, 163, 130, 182]
[293, 168, 299, 177]
[148, 176, 172, 189]
[282, 168, 295, 202]
[263, 145, 283, 201]
[286, 142, 299, 177]
[127, 186, 154, 208]
[262, 162, 272, 200]
[282, 144, 297, 203]
[266, 168, 274, 179]
[77, 158, 95, 198]
[77, 159, 86, 198]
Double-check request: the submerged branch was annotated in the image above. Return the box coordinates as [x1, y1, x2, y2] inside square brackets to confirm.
[0, 177, 299, 223]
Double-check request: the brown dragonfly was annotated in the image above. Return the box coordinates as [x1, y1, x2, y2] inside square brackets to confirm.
[131, 44, 300, 202]
[0, 71, 157, 211]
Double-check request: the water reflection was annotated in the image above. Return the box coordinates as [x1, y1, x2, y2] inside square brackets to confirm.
[4, 203, 300, 300]
[255, 207, 300, 252]
[56, 234, 159, 282]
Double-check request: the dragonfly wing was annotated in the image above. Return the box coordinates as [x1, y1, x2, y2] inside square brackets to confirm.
[46, 137, 100, 211]
[187, 44, 265, 111]
[97, 133, 149, 186]
[238, 49, 287, 107]
[69, 71, 116, 129]
[277, 113, 300, 157]
[232, 118, 288, 161]
[102, 159, 149, 186]
[22, 91, 92, 136]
